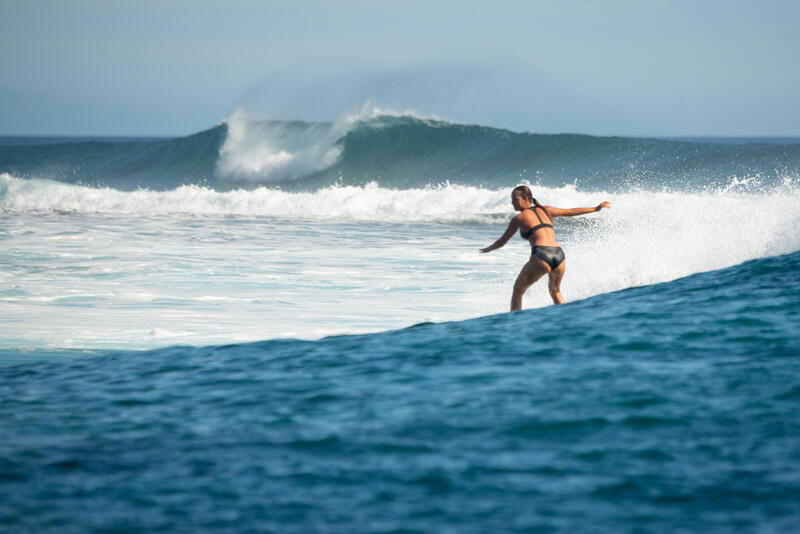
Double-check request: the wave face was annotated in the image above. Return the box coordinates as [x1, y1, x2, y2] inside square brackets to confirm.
[2, 250, 799, 532]
[2, 114, 799, 192]
[0, 126, 226, 190]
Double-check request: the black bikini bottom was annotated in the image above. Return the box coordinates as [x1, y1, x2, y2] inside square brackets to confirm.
[531, 246, 565, 269]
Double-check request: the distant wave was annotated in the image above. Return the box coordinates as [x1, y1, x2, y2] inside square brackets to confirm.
[1, 113, 799, 192]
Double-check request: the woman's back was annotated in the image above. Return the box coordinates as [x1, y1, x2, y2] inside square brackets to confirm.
[518, 206, 558, 246]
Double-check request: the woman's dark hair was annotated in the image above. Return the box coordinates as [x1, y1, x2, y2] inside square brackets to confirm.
[513, 185, 544, 209]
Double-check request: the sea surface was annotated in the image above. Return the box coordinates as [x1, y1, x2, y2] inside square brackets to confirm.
[2, 112, 799, 532]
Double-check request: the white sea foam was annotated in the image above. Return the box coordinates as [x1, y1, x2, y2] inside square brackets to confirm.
[0, 173, 506, 222]
[339, 101, 446, 123]
[547, 183, 800, 302]
[2, 173, 799, 350]
[215, 108, 345, 182]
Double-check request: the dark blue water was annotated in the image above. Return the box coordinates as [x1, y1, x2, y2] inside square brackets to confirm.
[3, 250, 799, 533]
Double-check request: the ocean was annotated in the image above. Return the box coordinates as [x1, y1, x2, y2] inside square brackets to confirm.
[1, 111, 799, 532]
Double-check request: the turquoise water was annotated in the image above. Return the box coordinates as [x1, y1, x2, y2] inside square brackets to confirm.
[1, 114, 800, 532]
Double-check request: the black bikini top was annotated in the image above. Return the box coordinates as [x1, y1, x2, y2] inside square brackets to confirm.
[520, 206, 554, 239]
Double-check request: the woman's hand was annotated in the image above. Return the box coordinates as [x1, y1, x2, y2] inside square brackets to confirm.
[479, 218, 518, 254]
[596, 201, 611, 211]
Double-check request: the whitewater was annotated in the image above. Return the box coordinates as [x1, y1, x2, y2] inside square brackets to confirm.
[2, 168, 798, 349]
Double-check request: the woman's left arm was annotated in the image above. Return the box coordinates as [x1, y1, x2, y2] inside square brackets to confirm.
[545, 201, 611, 218]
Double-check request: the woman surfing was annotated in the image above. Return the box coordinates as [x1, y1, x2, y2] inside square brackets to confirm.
[480, 185, 611, 310]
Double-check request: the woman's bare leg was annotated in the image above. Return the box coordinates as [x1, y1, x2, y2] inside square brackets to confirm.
[511, 259, 549, 311]
[548, 261, 566, 304]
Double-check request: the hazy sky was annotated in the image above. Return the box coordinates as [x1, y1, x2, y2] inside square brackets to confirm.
[2, 0, 799, 136]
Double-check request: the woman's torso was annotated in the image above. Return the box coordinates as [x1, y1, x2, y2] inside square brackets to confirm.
[519, 206, 559, 247]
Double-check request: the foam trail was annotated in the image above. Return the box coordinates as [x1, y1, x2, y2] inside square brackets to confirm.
[3, 173, 799, 298]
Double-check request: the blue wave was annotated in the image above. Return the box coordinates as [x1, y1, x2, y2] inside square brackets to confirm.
[0, 126, 226, 190]
[2, 115, 799, 192]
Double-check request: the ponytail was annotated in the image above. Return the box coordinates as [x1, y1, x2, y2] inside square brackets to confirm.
[513, 185, 544, 209]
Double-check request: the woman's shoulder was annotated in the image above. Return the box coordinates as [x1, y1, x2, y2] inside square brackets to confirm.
[541, 205, 560, 217]
[512, 211, 529, 222]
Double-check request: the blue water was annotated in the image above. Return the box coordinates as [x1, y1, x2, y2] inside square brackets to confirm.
[2, 114, 800, 532]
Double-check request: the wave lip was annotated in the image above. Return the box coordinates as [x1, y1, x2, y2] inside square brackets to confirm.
[215, 108, 345, 183]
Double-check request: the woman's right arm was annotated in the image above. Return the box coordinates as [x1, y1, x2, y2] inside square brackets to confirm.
[479, 218, 519, 253]
[545, 201, 610, 218]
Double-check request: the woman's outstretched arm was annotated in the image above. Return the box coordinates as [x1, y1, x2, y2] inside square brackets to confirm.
[479, 218, 519, 253]
[545, 201, 610, 218]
